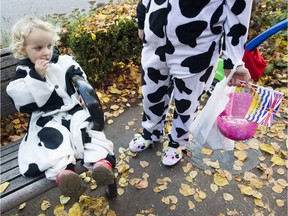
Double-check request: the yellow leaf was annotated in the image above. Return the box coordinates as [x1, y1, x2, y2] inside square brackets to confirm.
[188, 200, 195, 210]
[102, 97, 110, 103]
[109, 86, 122, 94]
[107, 210, 117, 216]
[234, 150, 247, 161]
[210, 183, 218, 193]
[41, 200, 51, 211]
[90, 32, 96, 40]
[117, 188, 125, 195]
[254, 198, 264, 207]
[54, 204, 66, 215]
[213, 173, 229, 187]
[201, 148, 213, 156]
[60, 195, 70, 205]
[259, 144, 275, 154]
[140, 161, 149, 168]
[162, 196, 170, 205]
[223, 193, 233, 201]
[107, 119, 114, 124]
[272, 183, 284, 193]
[270, 155, 285, 166]
[68, 202, 82, 216]
[276, 199, 285, 207]
[238, 184, 263, 199]
[110, 104, 119, 111]
[0, 182, 9, 193]
[179, 183, 195, 196]
[19, 203, 26, 210]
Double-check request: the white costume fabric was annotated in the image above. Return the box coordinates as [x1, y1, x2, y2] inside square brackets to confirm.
[6, 53, 114, 180]
[137, 0, 252, 147]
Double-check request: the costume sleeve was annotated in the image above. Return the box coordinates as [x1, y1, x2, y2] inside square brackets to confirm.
[222, 0, 253, 69]
[136, 0, 146, 29]
[6, 65, 56, 113]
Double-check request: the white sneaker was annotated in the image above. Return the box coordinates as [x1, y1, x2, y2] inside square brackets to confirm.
[129, 134, 153, 152]
[162, 146, 183, 166]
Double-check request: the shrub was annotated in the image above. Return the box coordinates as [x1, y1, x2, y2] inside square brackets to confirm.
[58, 1, 141, 87]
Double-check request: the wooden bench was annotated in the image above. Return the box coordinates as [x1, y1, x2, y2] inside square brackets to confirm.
[0, 49, 117, 214]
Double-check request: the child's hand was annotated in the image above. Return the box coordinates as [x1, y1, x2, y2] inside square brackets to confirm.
[138, 29, 144, 40]
[225, 66, 251, 87]
[35, 59, 49, 78]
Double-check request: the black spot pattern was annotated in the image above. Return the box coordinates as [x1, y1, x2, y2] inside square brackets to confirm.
[232, 0, 246, 15]
[174, 78, 192, 94]
[149, 101, 166, 117]
[147, 67, 169, 83]
[38, 127, 63, 150]
[210, 4, 224, 35]
[176, 21, 207, 48]
[148, 86, 168, 103]
[181, 42, 216, 73]
[36, 116, 53, 127]
[179, 0, 210, 18]
[199, 66, 213, 83]
[175, 99, 191, 114]
[149, 8, 167, 38]
[24, 163, 42, 177]
[176, 127, 186, 138]
[41, 89, 64, 112]
[227, 24, 247, 46]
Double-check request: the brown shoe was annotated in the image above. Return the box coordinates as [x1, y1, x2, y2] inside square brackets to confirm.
[92, 159, 114, 185]
[56, 170, 84, 198]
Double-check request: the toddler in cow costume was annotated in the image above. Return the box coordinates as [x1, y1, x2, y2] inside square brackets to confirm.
[7, 16, 115, 198]
[129, 0, 252, 166]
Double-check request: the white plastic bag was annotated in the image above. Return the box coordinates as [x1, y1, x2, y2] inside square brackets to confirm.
[189, 66, 237, 151]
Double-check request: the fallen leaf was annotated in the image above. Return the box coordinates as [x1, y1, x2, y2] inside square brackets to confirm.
[19, 203, 26, 210]
[140, 161, 149, 168]
[0, 182, 9, 193]
[260, 144, 276, 154]
[60, 195, 70, 205]
[213, 173, 229, 187]
[41, 200, 51, 211]
[223, 193, 234, 201]
[276, 199, 285, 207]
[179, 183, 195, 196]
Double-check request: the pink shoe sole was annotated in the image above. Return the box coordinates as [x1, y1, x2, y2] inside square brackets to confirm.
[92, 160, 115, 186]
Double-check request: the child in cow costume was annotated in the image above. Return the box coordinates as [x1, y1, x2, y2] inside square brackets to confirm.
[7, 16, 115, 198]
[129, 0, 252, 166]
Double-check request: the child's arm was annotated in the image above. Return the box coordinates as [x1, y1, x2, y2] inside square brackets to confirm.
[6, 65, 56, 113]
[222, 0, 253, 70]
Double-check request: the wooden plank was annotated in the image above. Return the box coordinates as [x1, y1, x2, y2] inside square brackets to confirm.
[0, 54, 19, 70]
[1, 166, 22, 183]
[1, 172, 45, 197]
[0, 178, 56, 214]
[1, 66, 17, 82]
[1, 144, 19, 157]
[0, 159, 18, 175]
[0, 151, 18, 165]
[1, 140, 20, 151]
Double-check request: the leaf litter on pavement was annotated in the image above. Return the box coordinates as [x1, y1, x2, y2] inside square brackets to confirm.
[3, 32, 288, 216]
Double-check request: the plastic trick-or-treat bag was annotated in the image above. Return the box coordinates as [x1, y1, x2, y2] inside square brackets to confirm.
[189, 64, 238, 151]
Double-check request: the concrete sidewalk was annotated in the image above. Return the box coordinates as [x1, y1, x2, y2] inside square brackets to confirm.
[3, 103, 287, 216]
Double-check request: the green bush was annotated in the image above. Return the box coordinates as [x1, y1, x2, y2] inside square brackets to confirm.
[58, 1, 141, 86]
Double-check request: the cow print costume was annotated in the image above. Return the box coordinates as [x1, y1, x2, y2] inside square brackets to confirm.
[130, 0, 252, 165]
[7, 53, 114, 180]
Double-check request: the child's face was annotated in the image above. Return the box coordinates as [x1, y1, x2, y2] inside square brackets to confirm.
[22, 27, 54, 64]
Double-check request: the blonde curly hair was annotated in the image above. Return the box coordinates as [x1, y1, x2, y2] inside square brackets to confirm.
[10, 16, 60, 59]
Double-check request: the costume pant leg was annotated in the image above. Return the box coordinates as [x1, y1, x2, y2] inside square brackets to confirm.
[168, 73, 208, 148]
[18, 113, 76, 180]
[69, 109, 114, 170]
[141, 45, 172, 142]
